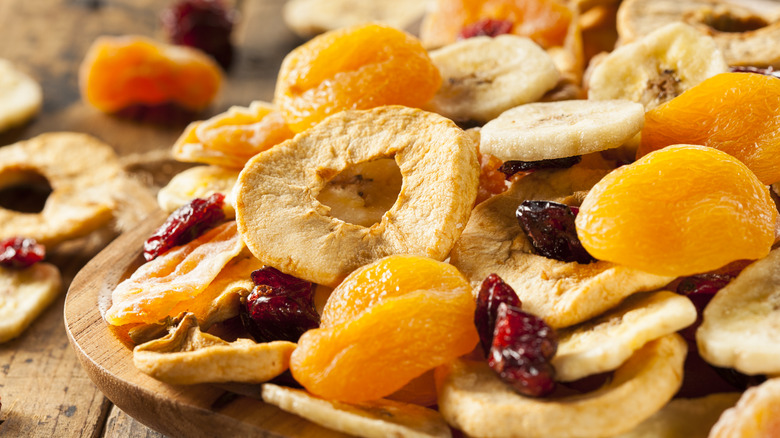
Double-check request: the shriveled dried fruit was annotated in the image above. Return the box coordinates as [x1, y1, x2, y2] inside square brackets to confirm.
[144, 193, 226, 261]
[0, 237, 45, 269]
[161, 0, 236, 69]
[459, 18, 514, 39]
[488, 302, 557, 397]
[239, 266, 319, 343]
[474, 273, 521, 355]
[517, 200, 595, 264]
[729, 65, 780, 79]
[499, 155, 581, 179]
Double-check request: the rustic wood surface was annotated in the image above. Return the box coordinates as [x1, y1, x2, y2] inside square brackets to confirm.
[0, 1, 307, 436]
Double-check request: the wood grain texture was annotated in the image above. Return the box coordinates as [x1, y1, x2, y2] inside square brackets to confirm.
[64, 211, 350, 438]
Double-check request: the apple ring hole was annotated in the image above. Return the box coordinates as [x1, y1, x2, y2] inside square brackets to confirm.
[0, 167, 52, 213]
[316, 158, 402, 228]
[686, 8, 769, 33]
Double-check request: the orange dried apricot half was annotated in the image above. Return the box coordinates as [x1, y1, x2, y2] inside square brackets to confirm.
[290, 255, 479, 403]
[172, 101, 294, 168]
[420, 0, 573, 50]
[274, 23, 441, 133]
[576, 145, 776, 277]
[638, 72, 780, 185]
[79, 35, 222, 113]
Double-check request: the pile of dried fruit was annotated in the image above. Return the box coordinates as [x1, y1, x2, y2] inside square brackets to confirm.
[99, 0, 780, 436]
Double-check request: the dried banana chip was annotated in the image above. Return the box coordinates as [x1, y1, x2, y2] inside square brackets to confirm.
[157, 165, 239, 217]
[553, 291, 696, 381]
[709, 378, 780, 438]
[0, 263, 61, 343]
[262, 383, 451, 438]
[0, 58, 42, 132]
[614, 392, 741, 438]
[450, 164, 674, 328]
[134, 313, 295, 385]
[436, 334, 687, 438]
[235, 106, 479, 287]
[697, 247, 780, 375]
[0, 133, 121, 247]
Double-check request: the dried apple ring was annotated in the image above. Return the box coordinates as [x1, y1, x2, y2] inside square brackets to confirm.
[0, 133, 120, 246]
[235, 106, 479, 287]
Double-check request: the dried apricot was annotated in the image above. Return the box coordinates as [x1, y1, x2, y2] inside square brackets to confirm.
[173, 101, 294, 168]
[79, 35, 222, 114]
[421, 0, 572, 50]
[274, 24, 441, 133]
[576, 145, 776, 277]
[638, 72, 780, 185]
[290, 255, 479, 403]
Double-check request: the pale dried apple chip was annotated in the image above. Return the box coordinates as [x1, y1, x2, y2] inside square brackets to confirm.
[0, 263, 61, 343]
[133, 313, 295, 385]
[157, 165, 239, 217]
[235, 106, 479, 287]
[262, 383, 451, 438]
[105, 221, 243, 326]
[436, 334, 687, 438]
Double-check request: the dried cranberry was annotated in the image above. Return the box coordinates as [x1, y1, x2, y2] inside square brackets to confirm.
[161, 0, 236, 69]
[143, 193, 226, 261]
[729, 66, 780, 79]
[458, 18, 514, 39]
[489, 303, 557, 397]
[516, 200, 595, 264]
[475, 273, 522, 356]
[0, 237, 45, 269]
[239, 266, 320, 343]
[499, 156, 582, 179]
[676, 272, 736, 340]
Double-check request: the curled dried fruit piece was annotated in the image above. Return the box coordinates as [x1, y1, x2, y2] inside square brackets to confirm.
[144, 192, 226, 261]
[489, 302, 557, 397]
[274, 23, 441, 133]
[239, 266, 319, 343]
[0, 237, 45, 269]
[576, 145, 777, 277]
[79, 35, 222, 114]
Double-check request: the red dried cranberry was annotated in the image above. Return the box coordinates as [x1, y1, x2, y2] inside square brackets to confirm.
[489, 303, 557, 397]
[459, 18, 514, 39]
[475, 274, 522, 356]
[239, 266, 320, 343]
[499, 156, 582, 179]
[161, 0, 236, 69]
[143, 193, 226, 261]
[729, 66, 780, 79]
[516, 200, 595, 264]
[0, 237, 45, 269]
[676, 272, 736, 340]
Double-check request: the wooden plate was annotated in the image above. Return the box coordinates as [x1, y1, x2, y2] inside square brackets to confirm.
[63, 210, 349, 438]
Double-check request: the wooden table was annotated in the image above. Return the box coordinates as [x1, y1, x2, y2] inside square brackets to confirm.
[0, 1, 303, 436]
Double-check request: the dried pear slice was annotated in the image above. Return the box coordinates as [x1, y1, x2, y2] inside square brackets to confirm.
[554, 291, 696, 381]
[436, 334, 687, 438]
[450, 164, 674, 328]
[134, 313, 295, 385]
[0, 133, 120, 246]
[157, 165, 239, 217]
[709, 377, 780, 438]
[614, 392, 741, 438]
[0, 263, 61, 343]
[235, 106, 479, 287]
[697, 247, 780, 375]
[262, 383, 451, 438]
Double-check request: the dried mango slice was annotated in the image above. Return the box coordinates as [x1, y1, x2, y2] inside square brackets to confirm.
[133, 313, 295, 385]
[105, 221, 242, 326]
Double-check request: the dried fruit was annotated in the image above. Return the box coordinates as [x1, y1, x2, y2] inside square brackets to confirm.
[239, 266, 319, 343]
[0, 237, 45, 269]
[638, 72, 780, 185]
[458, 18, 513, 39]
[488, 302, 557, 397]
[290, 255, 479, 403]
[144, 193, 226, 261]
[161, 0, 236, 69]
[79, 35, 222, 114]
[474, 273, 521, 356]
[676, 272, 735, 341]
[576, 145, 777, 277]
[516, 200, 595, 264]
[274, 23, 441, 133]
[729, 65, 780, 79]
[499, 155, 581, 179]
[476, 152, 509, 204]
